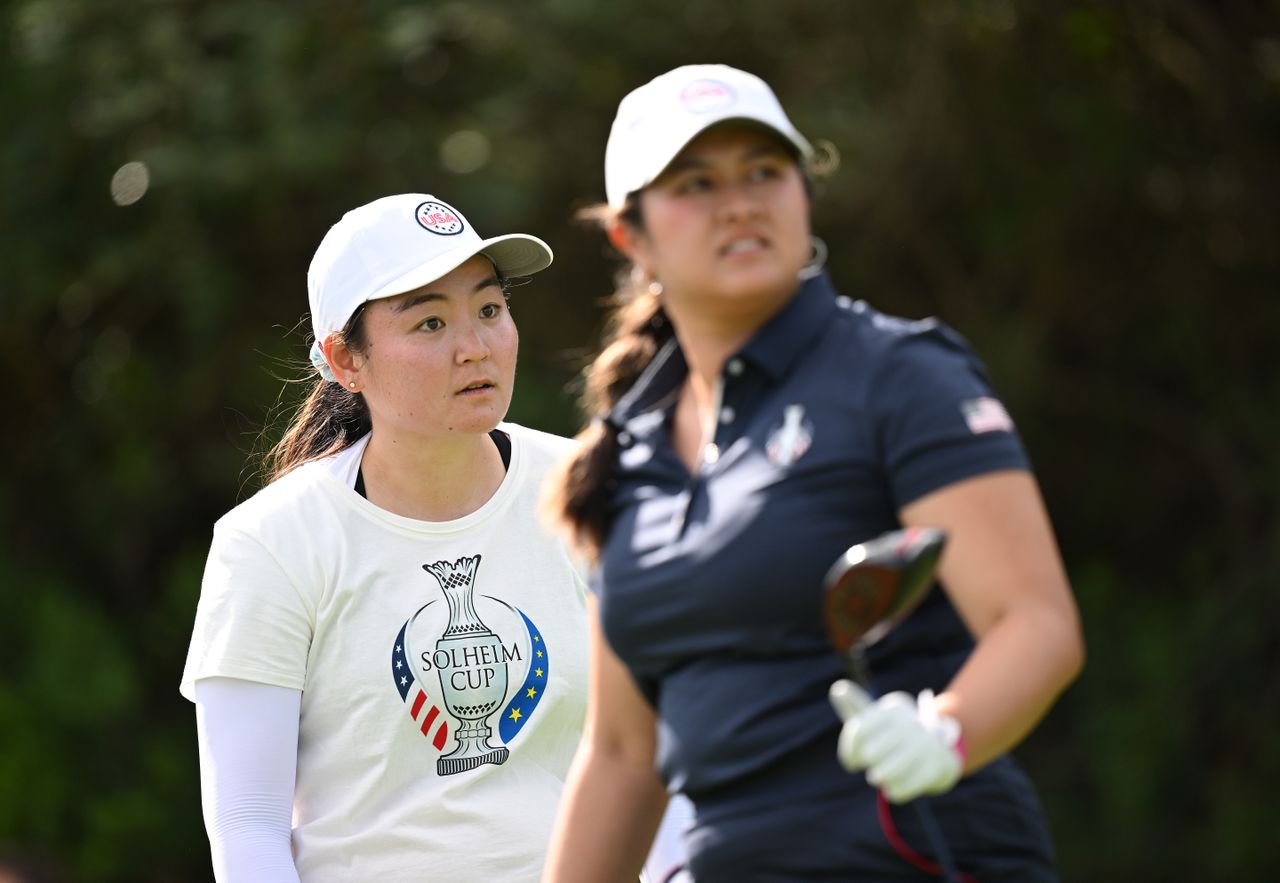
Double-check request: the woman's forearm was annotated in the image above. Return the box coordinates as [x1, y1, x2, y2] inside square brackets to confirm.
[901, 471, 1085, 772]
[543, 741, 669, 883]
[195, 678, 303, 883]
[937, 599, 1084, 770]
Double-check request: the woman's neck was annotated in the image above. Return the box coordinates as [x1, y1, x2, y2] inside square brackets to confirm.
[666, 283, 792, 389]
[663, 281, 796, 471]
[359, 429, 506, 522]
[667, 310, 760, 473]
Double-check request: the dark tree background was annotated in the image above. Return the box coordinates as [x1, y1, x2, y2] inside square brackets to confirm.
[3, 1, 1277, 879]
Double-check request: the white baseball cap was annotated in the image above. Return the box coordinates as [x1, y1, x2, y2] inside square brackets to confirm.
[604, 64, 814, 208]
[306, 193, 553, 378]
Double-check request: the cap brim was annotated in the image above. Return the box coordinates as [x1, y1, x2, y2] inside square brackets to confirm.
[478, 233, 555, 278]
[368, 233, 554, 302]
[716, 116, 813, 161]
[611, 116, 814, 207]
[650, 117, 813, 186]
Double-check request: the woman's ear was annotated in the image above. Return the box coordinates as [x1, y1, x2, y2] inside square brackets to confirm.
[606, 211, 650, 259]
[607, 216, 652, 276]
[606, 217, 633, 257]
[322, 333, 363, 391]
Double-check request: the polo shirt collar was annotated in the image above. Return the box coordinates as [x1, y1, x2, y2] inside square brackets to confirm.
[608, 337, 687, 428]
[736, 271, 840, 383]
[608, 272, 840, 427]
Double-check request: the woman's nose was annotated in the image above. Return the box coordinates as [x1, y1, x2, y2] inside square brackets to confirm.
[716, 180, 763, 223]
[455, 322, 491, 363]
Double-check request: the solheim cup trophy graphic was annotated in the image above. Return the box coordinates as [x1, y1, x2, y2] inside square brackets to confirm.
[422, 556, 510, 775]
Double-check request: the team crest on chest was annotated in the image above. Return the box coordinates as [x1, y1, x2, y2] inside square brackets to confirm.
[765, 404, 814, 467]
[389, 555, 550, 776]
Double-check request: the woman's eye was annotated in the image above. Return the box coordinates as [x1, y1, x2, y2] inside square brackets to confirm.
[748, 164, 782, 183]
[677, 176, 713, 194]
[480, 302, 503, 319]
[419, 317, 443, 332]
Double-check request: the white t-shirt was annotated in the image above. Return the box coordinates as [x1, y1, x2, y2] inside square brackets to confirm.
[181, 424, 588, 882]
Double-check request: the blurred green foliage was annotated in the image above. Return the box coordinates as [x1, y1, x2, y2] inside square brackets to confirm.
[3, 0, 1277, 879]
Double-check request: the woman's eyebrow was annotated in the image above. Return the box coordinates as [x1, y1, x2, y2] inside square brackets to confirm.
[664, 155, 710, 175]
[391, 276, 502, 314]
[391, 291, 447, 314]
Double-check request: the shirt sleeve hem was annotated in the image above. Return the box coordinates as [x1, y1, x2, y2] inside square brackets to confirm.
[180, 665, 307, 703]
[892, 453, 1030, 511]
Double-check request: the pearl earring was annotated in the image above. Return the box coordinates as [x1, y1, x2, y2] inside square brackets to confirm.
[348, 381, 357, 389]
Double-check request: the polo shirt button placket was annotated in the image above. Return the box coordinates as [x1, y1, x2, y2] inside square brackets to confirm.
[717, 358, 744, 445]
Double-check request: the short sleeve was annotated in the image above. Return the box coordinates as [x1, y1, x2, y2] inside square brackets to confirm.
[179, 525, 316, 701]
[871, 323, 1029, 509]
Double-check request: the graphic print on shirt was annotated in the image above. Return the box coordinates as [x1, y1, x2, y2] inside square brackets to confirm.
[389, 554, 550, 776]
[765, 404, 814, 467]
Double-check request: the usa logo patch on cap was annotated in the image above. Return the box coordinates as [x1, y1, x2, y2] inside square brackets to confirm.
[416, 200, 465, 236]
[680, 79, 735, 113]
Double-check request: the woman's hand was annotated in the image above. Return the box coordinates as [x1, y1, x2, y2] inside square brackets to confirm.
[829, 680, 964, 803]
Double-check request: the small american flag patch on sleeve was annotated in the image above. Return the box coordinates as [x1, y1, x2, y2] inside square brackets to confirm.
[961, 396, 1014, 434]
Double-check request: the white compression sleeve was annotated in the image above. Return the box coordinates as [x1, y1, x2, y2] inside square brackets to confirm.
[194, 677, 303, 883]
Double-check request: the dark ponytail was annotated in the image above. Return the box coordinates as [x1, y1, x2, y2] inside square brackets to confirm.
[261, 306, 372, 484]
[544, 199, 673, 560]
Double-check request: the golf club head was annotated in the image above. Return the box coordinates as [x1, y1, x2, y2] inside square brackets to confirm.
[822, 526, 947, 656]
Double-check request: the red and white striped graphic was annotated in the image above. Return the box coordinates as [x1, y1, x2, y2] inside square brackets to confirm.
[409, 688, 450, 751]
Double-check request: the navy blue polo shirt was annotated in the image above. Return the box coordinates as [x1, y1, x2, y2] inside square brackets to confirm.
[595, 272, 1030, 802]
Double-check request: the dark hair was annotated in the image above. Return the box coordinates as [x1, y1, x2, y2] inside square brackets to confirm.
[569, 202, 669, 423]
[261, 304, 372, 484]
[543, 195, 673, 559]
[544, 140, 836, 559]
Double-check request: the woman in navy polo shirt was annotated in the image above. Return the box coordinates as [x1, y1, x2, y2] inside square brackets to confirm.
[541, 65, 1084, 882]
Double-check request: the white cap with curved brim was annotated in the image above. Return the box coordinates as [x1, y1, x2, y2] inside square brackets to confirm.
[306, 193, 553, 379]
[604, 64, 814, 208]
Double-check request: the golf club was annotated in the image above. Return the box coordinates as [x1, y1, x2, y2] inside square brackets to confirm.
[823, 526, 966, 883]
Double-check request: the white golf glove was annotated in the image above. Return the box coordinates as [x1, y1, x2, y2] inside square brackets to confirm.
[828, 680, 965, 803]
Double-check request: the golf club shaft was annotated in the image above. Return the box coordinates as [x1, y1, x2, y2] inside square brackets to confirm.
[848, 646, 962, 883]
[911, 801, 963, 883]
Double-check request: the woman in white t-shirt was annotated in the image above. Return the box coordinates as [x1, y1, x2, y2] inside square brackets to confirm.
[181, 193, 686, 881]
